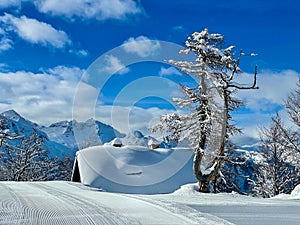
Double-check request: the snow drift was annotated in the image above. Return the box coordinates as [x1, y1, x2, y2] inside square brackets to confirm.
[72, 144, 196, 194]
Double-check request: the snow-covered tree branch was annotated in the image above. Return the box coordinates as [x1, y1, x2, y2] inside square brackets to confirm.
[0, 132, 72, 181]
[286, 78, 300, 128]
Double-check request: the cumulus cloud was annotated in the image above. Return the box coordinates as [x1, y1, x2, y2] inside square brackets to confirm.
[45, 65, 84, 81]
[230, 69, 300, 141]
[235, 70, 299, 111]
[0, 0, 20, 8]
[73, 82, 99, 122]
[101, 54, 130, 75]
[0, 27, 13, 52]
[122, 36, 160, 57]
[159, 66, 182, 76]
[0, 65, 84, 124]
[34, 0, 142, 21]
[0, 13, 70, 49]
[69, 49, 89, 57]
[0, 36, 13, 52]
[95, 105, 174, 136]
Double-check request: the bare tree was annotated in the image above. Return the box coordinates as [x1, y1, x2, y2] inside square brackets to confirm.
[286, 77, 300, 128]
[0, 119, 22, 180]
[154, 28, 258, 192]
[253, 114, 299, 197]
[0, 133, 72, 181]
[284, 77, 300, 155]
[253, 77, 300, 197]
[1, 134, 49, 181]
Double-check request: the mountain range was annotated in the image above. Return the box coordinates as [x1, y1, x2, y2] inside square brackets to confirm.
[0, 109, 161, 158]
[0, 109, 265, 194]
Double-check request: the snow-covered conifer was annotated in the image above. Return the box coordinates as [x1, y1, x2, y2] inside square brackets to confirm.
[154, 28, 258, 192]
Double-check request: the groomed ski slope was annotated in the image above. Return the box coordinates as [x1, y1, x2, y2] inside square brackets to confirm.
[0, 181, 228, 225]
[1, 181, 300, 225]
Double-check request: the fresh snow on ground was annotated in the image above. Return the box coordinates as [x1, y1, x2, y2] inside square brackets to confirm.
[291, 185, 300, 199]
[1, 181, 300, 225]
[160, 183, 300, 225]
[273, 184, 300, 200]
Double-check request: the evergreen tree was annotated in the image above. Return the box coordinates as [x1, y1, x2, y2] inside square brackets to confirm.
[154, 28, 258, 192]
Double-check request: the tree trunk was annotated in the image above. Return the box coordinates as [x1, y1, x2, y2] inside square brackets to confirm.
[199, 180, 210, 193]
[193, 149, 217, 193]
[193, 150, 209, 192]
[193, 138, 226, 193]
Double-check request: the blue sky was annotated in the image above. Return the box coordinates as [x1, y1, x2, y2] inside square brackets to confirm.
[0, 0, 299, 143]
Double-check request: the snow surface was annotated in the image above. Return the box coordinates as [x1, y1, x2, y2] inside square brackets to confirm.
[1, 181, 300, 225]
[273, 184, 300, 200]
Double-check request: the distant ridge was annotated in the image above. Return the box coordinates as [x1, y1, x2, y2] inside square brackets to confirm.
[0, 109, 125, 155]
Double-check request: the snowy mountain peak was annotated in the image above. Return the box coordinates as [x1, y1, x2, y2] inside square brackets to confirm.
[0, 109, 39, 129]
[0, 110, 70, 157]
[49, 120, 72, 128]
[133, 130, 144, 138]
[41, 117, 125, 150]
[1, 109, 23, 122]
[120, 130, 161, 147]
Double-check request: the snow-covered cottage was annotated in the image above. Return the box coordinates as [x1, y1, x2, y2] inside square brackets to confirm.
[71, 144, 196, 194]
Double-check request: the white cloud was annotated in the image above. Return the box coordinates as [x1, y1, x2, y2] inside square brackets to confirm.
[235, 70, 299, 112]
[0, 13, 70, 49]
[159, 66, 182, 76]
[45, 65, 84, 82]
[0, 0, 20, 8]
[0, 65, 84, 124]
[0, 36, 13, 52]
[73, 82, 99, 122]
[0, 63, 8, 70]
[101, 55, 130, 75]
[0, 27, 13, 52]
[122, 36, 160, 57]
[95, 105, 174, 136]
[69, 49, 89, 57]
[230, 69, 300, 141]
[34, 0, 142, 21]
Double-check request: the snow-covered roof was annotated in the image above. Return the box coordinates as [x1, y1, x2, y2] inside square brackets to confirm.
[148, 138, 159, 146]
[147, 138, 160, 149]
[111, 138, 122, 146]
[73, 145, 195, 194]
